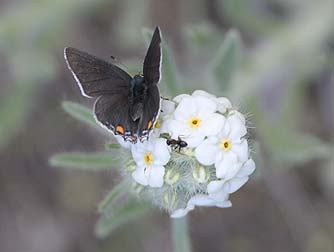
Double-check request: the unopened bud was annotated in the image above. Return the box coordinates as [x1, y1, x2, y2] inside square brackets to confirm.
[165, 169, 180, 185]
[192, 165, 209, 183]
[163, 191, 177, 209]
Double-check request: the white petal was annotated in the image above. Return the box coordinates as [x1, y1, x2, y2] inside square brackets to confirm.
[200, 113, 225, 136]
[227, 177, 249, 193]
[173, 97, 197, 120]
[170, 205, 195, 218]
[207, 180, 224, 194]
[221, 119, 231, 137]
[169, 119, 192, 138]
[132, 166, 148, 186]
[159, 118, 172, 134]
[190, 194, 230, 207]
[207, 181, 229, 201]
[115, 136, 132, 149]
[192, 90, 216, 99]
[216, 97, 232, 114]
[161, 99, 175, 117]
[231, 140, 249, 162]
[215, 154, 240, 179]
[173, 94, 190, 103]
[215, 200, 232, 208]
[194, 96, 217, 116]
[236, 159, 256, 177]
[195, 140, 220, 165]
[227, 114, 247, 140]
[131, 143, 146, 166]
[188, 194, 217, 206]
[185, 132, 205, 148]
[152, 138, 170, 165]
[147, 166, 165, 188]
[228, 110, 246, 125]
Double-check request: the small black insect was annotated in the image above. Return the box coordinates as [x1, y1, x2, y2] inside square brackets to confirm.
[167, 137, 188, 152]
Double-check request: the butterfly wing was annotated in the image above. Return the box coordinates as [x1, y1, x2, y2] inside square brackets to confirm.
[138, 85, 161, 141]
[94, 93, 138, 141]
[143, 26, 162, 86]
[64, 47, 132, 98]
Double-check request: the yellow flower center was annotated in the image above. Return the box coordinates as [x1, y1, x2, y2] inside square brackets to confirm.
[220, 139, 231, 151]
[188, 117, 202, 129]
[154, 120, 161, 128]
[143, 152, 154, 165]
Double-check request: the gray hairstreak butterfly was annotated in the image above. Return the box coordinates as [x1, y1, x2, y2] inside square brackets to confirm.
[64, 26, 162, 143]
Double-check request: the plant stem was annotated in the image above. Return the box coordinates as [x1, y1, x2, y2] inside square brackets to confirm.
[171, 216, 192, 252]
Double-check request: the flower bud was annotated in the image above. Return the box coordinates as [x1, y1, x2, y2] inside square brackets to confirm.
[164, 168, 180, 185]
[131, 182, 144, 194]
[183, 148, 195, 157]
[192, 165, 209, 183]
[163, 191, 177, 209]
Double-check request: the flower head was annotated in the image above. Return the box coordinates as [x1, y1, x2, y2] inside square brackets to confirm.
[131, 138, 170, 188]
[112, 90, 255, 218]
[195, 112, 248, 171]
[168, 96, 224, 147]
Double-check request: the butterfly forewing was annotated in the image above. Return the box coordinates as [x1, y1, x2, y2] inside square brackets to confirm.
[143, 26, 162, 86]
[64, 47, 132, 97]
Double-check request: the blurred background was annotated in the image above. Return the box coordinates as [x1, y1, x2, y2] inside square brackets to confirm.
[0, 0, 333, 251]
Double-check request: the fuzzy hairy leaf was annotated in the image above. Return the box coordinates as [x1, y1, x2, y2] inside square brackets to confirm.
[210, 29, 242, 92]
[95, 201, 151, 238]
[259, 118, 332, 165]
[105, 142, 121, 150]
[62, 101, 103, 132]
[50, 152, 117, 170]
[98, 181, 129, 214]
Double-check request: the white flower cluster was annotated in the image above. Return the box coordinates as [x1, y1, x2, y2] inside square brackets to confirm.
[118, 90, 255, 218]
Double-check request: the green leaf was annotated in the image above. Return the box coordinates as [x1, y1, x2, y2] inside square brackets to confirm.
[50, 152, 117, 170]
[62, 101, 103, 132]
[95, 201, 151, 238]
[98, 181, 129, 214]
[105, 142, 121, 150]
[142, 28, 180, 96]
[259, 118, 332, 165]
[220, 0, 283, 35]
[161, 44, 180, 96]
[185, 23, 223, 53]
[210, 29, 242, 92]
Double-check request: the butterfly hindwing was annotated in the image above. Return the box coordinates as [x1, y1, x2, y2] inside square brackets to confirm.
[143, 26, 162, 86]
[64, 47, 132, 97]
[94, 93, 138, 139]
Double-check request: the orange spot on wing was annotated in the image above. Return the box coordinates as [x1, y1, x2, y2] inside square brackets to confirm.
[116, 125, 125, 134]
[147, 120, 153, 130]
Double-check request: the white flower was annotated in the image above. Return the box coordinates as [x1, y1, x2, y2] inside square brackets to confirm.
[207, 159, 256, 196]
[174, 90, 232, 114]
[153, 99, 175, 136]
[131, 138, 171, 188]
[171, 194, 232, 218]
[195, 113, 248, 173]
[168, 96, 225, 147]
